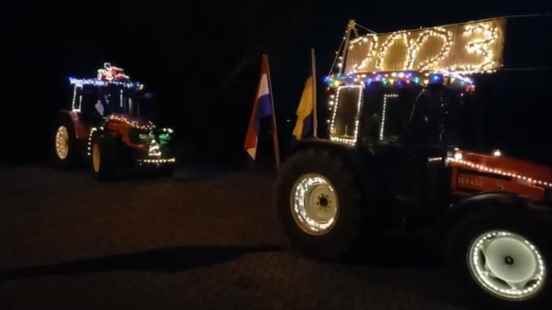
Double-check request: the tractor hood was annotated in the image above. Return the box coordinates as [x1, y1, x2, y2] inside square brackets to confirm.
[447, 149, 552, 202]
[106, 114, 155, 131]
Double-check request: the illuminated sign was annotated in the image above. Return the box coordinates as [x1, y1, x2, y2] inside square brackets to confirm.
[345, 17, 506, 74]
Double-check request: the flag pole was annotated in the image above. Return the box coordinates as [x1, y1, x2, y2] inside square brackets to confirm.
[264, 54, 281, 170]
[311, 48, 318, 139]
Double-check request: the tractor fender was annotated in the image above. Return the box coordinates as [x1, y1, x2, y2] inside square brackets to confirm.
[441, 192, 552, 235]
[57, 110, 89, 141]
[290, 139, 370, 173]
[288, 139, 383, 205]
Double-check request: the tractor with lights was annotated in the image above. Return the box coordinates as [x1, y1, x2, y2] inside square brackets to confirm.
[53, 63, 176, 179]
[275, 18, 552, 307]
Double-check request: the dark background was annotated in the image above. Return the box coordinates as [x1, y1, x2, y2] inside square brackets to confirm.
[2, 1, 552, 166]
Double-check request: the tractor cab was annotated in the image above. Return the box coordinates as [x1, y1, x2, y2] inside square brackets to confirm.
[325, 71, 477, 209]
[327, 71, 475, 152]
[68, 77, 151, 125]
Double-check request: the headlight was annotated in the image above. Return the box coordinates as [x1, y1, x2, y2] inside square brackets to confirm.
[157, 128, 174, 145]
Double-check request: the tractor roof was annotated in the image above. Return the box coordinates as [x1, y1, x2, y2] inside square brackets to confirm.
[68, 77, 144, 91]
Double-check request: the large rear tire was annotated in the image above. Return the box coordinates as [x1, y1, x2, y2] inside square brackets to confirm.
[52, 116, 78, 168]
[275, 147, 365, 259]
[447, 211, 551, 308]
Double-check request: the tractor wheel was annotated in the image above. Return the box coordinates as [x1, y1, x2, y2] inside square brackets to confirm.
[52, 116, 78, 168]
[275, 147, 365, 259]
[90, 134, 119, 180]
[446, 212, 551, 308]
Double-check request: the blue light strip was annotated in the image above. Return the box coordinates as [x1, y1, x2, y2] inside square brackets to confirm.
[323, 70, 475, 92]
[68, 77, 143, 90]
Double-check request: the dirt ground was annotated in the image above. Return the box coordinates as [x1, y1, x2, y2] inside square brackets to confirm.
[1, 164, 479, 309]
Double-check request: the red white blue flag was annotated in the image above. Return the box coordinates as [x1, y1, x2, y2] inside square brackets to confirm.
[244, 55, 275, 160]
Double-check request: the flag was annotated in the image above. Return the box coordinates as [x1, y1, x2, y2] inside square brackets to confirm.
[292, 76, 315, 141]
[244, 55, 276, 160]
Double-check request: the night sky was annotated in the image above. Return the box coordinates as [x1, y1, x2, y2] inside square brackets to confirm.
[2, 1, 552, 165]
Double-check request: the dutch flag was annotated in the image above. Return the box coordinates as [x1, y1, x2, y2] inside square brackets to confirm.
[244, 55, 276, 160]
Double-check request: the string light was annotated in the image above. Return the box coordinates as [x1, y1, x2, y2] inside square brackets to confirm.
[345, 19, 503, 74]
[349, 34, 379, 72]
[410, 27, 454, 71]
[375, 31, 410, 70]
[329, 85, 364, 146]
[148, 139, 162, 157]
[138, 158, 176, 166]
[451, 22, 500, 74]
[86, 127, 98, 157]
[379, 94, 399, 141]
[108, 115, 155, 131]
[324, 70, 475, 92]
[69, 78, 143, 90]
[470, 231, 546, 298]
[447, 154, 552, 188]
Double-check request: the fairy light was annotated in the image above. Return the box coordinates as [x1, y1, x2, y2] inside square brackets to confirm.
[451, 22, 500, 74]
[447, 155, 552, 188]
[346, 19, 503, 74]
[375, 31, 410, 70]
[108, 115, 155, 131]
[138, 158, 176, 166]
[329, 85, 364, 146]
[69, 78, 143, 90]
[379, 93, 399, 141]
[470, 231, 546, 299]
[349, 34, 379, 73]
[86, 127, 98, 157]
[409, 27, 454, 71]
[325, 70, 474, 92]
[148, 139, 162, 157]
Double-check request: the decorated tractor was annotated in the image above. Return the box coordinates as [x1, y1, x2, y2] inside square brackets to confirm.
[276, 18, 552, 307]
[53, 63, 176, 179]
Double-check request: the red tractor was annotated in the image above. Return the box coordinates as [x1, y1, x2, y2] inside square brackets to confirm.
[275, 19, 552, 307]
[53, 63, 176, 179]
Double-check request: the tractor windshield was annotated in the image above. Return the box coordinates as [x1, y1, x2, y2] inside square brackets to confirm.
[74, 84, 158, 122]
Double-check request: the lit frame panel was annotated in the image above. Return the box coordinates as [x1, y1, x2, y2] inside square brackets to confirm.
[329, 85, 364, 146]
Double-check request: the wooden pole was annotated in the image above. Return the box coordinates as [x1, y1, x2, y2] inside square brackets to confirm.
[311, 48, 318, 139]
[264, 54, 281, 170]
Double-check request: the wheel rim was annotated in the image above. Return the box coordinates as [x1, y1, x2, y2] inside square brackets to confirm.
[290, 173, 339, 236]
[468, 230, 546, 301]
[92, 143, 101, 173]
[55, 126, 70, 160]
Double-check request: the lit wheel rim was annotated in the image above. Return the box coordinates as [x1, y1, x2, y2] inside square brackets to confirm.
[55, 126, 70, 160]
[92, 143, 101, 173]
[468, 230, 546, 301]
[290, 174, 339, 236]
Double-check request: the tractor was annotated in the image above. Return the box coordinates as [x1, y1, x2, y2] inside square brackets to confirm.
[275, 19, 552, 307]
[53, 63, 176, 179]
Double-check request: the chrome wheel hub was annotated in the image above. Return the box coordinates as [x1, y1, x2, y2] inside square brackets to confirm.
[290, 174, 338, 236]
[468, 230, 546, 300]
[55, 126, 70, 160]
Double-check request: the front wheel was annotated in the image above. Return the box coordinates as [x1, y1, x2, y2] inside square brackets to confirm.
[275, 148, 366, 259]
[447, 214, 551, 308]
[90, 135, 118, 180]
